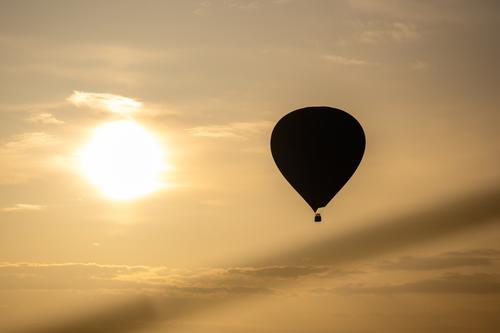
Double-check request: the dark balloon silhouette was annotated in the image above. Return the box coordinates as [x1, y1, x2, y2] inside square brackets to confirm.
[271, 106, 365, 221]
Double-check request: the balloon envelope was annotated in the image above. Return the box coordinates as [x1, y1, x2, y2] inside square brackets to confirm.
[271, 106, 365, 212]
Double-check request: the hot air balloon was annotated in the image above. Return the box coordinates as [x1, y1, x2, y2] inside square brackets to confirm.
[270, 106, 365, 222]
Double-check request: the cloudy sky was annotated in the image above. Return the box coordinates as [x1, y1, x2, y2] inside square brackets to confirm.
[1, 1, 500, 332]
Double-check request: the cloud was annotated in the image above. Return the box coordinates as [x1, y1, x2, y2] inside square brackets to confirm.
[1, 204, 44, 212]
[0, 262, 341, 294]
[187, 121, 272, 139]
[67, 91, 142, 114]
[307, 248, 500, 296]
[266, 186, 500, 267]
[396, 273, 500, 294]
[19, 251, 500, 308]
[0, 101, 66, 114]
[0, 37, 162, 86]
[0, 132, 57, 152]
[26, 113, 64, 125]
[360, 22, 420, 44]
[349, 0, 500, 24]
[167, 285, 272, 297]
[194, 0, 293, 14]
[327, 273, 500, 295]
[0, 262, 151, 291]
[226, 1, 262, 10]
[10, 186, 500, 333]
[410, 59, 429, 71]
[228, 265, 332, 279]
[377, 249, 500, 271]
[193, 0, 213, 15]
[0, 132, 58, 184]
[322, 54, 370, 66]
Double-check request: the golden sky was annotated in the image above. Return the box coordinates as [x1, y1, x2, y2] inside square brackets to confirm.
[1, 1, 500, 332]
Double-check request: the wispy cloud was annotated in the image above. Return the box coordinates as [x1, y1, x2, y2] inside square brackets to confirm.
[1, 132, 57, 152]
[410, 59, 429, 71]
[305, 248, 500, 296]
[26, 112, 64, 125]
[0, 101, 66, 113]
[187, 121, 272, 139]
[1, 204, 44, 212]
[9, 193, 500, 333]
[194, 0, 293, 14]
[361, 22, 420, 44]
[68, 91, 142, 114]
[348, 0, 498, 24]
[322, 54, 370, 66]
[324, 273, 500, 295]
[0, 262, 340, 294]
[0, 37, 162, 85]
[377, 249, 500, 271]
[0, 132, 58, 184]
[4, 250, 498, 300]
[227, 265, 333, 279]
[226, 0, 264, 10]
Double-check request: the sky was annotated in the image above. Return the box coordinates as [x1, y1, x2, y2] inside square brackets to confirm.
[1, 0, 500, 332]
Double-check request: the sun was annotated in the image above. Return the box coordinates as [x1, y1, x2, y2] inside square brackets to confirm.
[79, 120, 167, 200]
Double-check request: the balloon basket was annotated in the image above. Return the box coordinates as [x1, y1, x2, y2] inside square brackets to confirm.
[314, 213, 322, 223]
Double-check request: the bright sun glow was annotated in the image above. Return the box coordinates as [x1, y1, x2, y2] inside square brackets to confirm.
[79, 120, 166, 200]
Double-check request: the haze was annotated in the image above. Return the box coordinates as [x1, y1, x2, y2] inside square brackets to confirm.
[1, 1, 500, 332]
